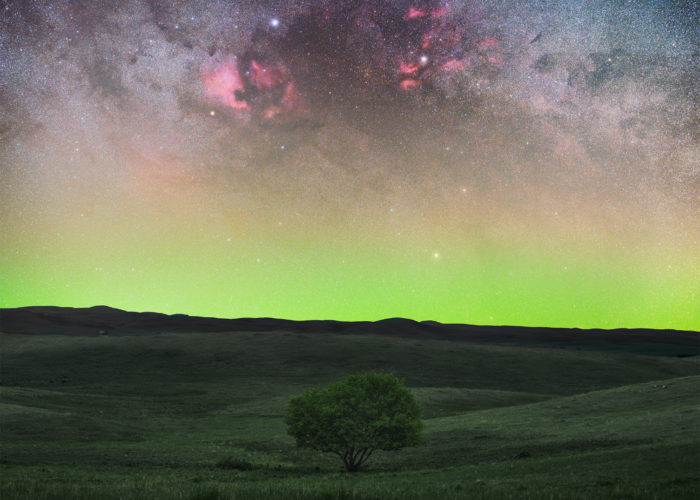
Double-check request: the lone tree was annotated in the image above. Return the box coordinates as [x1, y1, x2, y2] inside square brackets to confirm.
[285, 372, 423, 472]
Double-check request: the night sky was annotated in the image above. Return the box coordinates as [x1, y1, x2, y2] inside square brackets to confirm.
[1, 0, 698, 329]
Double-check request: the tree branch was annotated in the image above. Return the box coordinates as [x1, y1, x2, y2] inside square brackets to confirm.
[357, 447, 374, 466]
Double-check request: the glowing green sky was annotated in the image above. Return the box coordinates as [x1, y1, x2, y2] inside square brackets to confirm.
[3, 187, 697, 329]
[1, 1, 698, 330]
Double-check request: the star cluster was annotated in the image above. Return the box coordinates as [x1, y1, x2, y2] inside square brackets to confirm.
[1, 0, 698, 328]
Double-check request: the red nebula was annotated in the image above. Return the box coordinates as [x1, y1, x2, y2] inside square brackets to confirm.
[478, 37, 500, 49]
[400, 79, 421, 90]
[476, 38, 502, 66]
[203, 59, 248, 110]
[440, 59, 466, 72]
[421, 31, 433, 49]
[261, 80, 308, 125]
[431, 7, 447, 18]
[281, 81, 300, 109]
[406, 7, 428, 19]
[202, 53, 308, 126]
[249, 60, 288, 89]
[421, 23, 460, 51]
[399, 61, 420, 75]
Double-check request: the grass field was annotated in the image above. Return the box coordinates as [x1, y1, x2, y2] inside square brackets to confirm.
[1, 330, 699, 499]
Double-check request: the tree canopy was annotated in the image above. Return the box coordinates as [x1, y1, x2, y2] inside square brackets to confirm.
[285, 372, 423, 471]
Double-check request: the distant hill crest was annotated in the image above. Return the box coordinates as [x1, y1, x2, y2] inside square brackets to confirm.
[0, 306, 697, 357]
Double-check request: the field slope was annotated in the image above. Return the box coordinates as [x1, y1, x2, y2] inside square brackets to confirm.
[1, 323, 699, 498]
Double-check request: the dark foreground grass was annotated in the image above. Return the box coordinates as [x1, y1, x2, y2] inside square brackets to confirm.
[1, 331, 699, 498]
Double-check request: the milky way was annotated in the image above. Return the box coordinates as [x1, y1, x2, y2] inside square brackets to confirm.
[1, 0, 698, 329]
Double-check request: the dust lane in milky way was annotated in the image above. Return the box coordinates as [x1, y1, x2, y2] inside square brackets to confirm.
[1, 1, 698, 329]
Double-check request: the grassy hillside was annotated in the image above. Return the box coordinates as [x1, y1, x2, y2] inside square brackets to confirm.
[1, 331, 699, 499]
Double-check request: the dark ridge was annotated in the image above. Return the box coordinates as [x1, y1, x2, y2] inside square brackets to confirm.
[0, 306, 698, 356]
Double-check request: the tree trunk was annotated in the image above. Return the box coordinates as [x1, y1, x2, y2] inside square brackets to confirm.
[339, 447, 373, 472]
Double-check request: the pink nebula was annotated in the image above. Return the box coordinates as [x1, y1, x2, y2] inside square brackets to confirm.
[202, 59, 248, 110]
[400, 61, 420, 75]
[406, 7, 428, 20]
[400, 79, 421, 91]
[249, 60, 288, 89]
[440, 59, 466, 72]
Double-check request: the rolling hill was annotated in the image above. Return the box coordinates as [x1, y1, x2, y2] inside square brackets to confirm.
[1, 307, 698, 498]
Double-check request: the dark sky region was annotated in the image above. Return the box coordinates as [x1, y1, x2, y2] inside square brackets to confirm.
[0, 0, 697, 329]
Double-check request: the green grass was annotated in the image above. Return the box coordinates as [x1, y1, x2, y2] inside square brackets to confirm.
[1, 330, 699, 498]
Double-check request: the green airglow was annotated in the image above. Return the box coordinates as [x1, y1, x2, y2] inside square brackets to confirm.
[2, 219, 697, 330]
